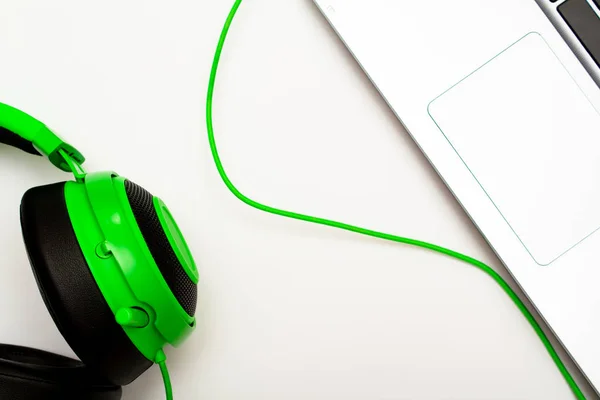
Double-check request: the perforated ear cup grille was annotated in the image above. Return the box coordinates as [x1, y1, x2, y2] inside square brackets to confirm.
[124, 180, 197, 316]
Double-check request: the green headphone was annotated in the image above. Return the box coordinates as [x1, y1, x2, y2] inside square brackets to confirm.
[0, 101, 197, 399]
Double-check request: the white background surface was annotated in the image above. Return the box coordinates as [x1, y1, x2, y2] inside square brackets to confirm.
[0, 1, 596, 399]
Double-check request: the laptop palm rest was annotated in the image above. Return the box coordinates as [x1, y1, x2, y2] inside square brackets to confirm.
[428, 32, 600, 266]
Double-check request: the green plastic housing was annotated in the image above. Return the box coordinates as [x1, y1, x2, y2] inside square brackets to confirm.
[64, 171, 196, 362]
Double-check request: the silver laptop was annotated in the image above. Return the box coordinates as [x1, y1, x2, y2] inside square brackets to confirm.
[313, 0, 600, 392]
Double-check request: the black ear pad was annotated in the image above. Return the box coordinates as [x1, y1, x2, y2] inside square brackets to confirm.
[19, 182, 153, 386]
[0, 344, 121, 400]
[0, 126, 40, 156]
[124, 179, 197, 316]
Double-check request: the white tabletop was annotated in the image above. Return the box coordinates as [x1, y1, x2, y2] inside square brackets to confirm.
[0, 1, 596, 399]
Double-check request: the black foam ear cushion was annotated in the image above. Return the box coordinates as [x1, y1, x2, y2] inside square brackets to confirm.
[0, 344, 122, 400]
[124, 180, 197, 316]
[0, 126, 41, 156]
[19, 182, 153, 386]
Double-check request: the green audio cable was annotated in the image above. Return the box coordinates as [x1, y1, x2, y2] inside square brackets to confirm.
[206, 1, 585, 398]
[156, 350, 173, 400]
[159, 361, 173, 400]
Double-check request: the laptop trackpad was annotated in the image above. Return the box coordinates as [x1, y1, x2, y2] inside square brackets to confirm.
[428, 32, 600, 266]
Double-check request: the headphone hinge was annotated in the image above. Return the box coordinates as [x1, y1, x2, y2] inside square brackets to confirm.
[58, 149, 87, 182]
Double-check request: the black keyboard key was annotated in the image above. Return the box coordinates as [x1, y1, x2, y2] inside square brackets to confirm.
[558, 0, 600, 68]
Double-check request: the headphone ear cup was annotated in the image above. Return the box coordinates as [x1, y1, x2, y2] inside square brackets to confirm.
[0, 344, 121, 400]
[19, 182, 152, 386]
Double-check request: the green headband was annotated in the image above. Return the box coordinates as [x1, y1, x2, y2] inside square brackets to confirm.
[0, 101, 85, 172]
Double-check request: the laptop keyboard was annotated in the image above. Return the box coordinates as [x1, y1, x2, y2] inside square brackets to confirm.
[557, 0, 600, 68]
